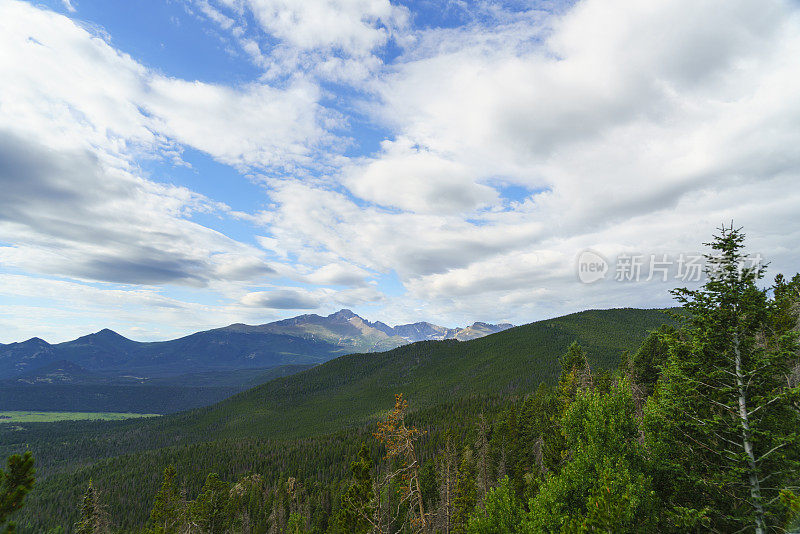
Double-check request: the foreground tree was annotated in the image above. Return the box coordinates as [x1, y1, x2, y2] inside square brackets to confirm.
[75, 480, 109, 534]
[374, 394, 427, 533]
[147, 465, 183, 533]
[0, 452, 35, 534]
[333, 444, 374, 534]
[451, 449, 477, 534]
[466, 477, 524, 534]
[526, 380, 656, 533]
[188, 473, 230, 533]
[646, 225, 800, 532]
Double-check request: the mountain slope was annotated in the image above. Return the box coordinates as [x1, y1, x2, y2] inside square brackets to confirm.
[5, 360, 95, 385]
[1, 307, 673, 532]
[177, 307, 668, 441]
[217, 309, 513, 350]
[2, 307, 672, 470]
[0, 310, 513, 381]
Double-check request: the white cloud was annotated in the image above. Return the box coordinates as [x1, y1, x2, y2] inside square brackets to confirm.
[0, 0, 311, 337]
[208, 0, 407, 56]
[192, 0, 408, 83]
[241, 289, 320, 309]
[0, 0, 337, 173]
[302, 263, 373, 287]
[345, 137, 498, 214]
[3, 0, 800, 338]
[240, 283, 384, 310]
[144, 78, 338, 171]
[257, 180, 541, 277]
[0, 130, 273, 287]
[258, 0, 800, 324]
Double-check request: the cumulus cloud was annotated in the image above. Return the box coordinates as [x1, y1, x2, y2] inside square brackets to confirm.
[143, 78, 337, 171]
[3, 0, 800, 338]
[257, 0, 800, 323]
[201, 0, 407, 56]
[344, 138, 499, 214]
[0, 0, 337, 172]
[190, 0, 408, 82]
[0, 2, 330, 298]
[302, 263, 373, 287]
[241, 289, 320, 309]
[257, 180, 540, 277]
[0, 130, 273, 286]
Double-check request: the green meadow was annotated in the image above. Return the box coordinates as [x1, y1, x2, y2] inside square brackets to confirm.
[0, 411, 159, 423]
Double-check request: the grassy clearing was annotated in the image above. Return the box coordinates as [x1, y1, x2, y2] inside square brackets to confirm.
[0, 411, 160, 423]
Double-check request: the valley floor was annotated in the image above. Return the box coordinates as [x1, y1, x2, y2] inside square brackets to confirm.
[0, 411, 160, 424]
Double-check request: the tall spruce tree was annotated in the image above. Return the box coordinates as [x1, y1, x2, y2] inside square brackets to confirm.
[452, 449, 477, 534]
[645, 225, 800, 532]
[0, 452, 35, 534]
[336, 444, 374, 534]
[188, 473, 231, 533]
[526, 380, 656, 533]
[74, 480, 108, 534]
[148, 465, 182, 533]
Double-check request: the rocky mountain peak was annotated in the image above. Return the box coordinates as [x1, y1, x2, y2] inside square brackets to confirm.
[328, 309, 359, 321]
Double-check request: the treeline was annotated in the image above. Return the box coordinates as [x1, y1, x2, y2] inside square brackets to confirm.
[11, 397, 513, 531]
[5, 226, 800, 532]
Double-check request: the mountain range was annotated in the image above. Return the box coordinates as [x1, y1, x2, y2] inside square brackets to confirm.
[0, 310, 511, 412]
[0, 309, 512, 381]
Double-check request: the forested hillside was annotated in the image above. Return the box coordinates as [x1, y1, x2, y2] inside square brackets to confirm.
[3, 307, 669, 531]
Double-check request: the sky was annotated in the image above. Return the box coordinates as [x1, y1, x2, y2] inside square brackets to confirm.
[0, 0, 799, 343]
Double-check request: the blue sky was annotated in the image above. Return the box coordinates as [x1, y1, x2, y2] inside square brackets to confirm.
[0, 0, 799, 342]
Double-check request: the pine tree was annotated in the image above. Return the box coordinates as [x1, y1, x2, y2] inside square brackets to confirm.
[527, 380, 656, 533]
[148, 465, 183, 533]
[557, 342, 592, 405]
[436, 433, 458, 534]
[0, 452, 35, 534]
[451, 449, 477, 534]
[75, 482, 96, 534]
[518, 384, 558, 478]
[337, 444, 374, 534]
[645, 225, 800, 532]
[465, 477, 524, 534]
[474, 414, 490, 501]
[503, 405, 524, 499]
[374, 394, 427, 532]
[74, 480, 109, 534]
[624, 325, 674, 397]
[419, 459, 438, 516]
[188, 473, 231, 533]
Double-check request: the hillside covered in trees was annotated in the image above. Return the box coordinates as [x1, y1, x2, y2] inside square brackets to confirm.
[3, 227, 799, 533]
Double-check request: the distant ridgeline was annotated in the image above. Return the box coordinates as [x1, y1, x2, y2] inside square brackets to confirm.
[0, 307, 675, 531]
[0, 310, 513, 413]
